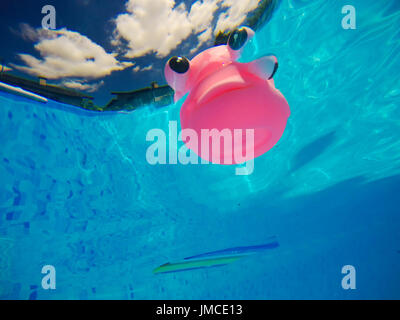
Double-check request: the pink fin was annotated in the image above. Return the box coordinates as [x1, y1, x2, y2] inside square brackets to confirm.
[247, 55, 278, 80]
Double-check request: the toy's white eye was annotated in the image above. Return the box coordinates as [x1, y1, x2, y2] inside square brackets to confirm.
[168, 56, 190, 74]
[165, 56, 191, 102]
[228, 27, 255, 51]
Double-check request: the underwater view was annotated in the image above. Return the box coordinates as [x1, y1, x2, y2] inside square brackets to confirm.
[0, 0, 400, 300]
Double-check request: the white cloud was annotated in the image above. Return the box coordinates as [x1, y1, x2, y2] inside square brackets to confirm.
[189, 0, 221, 33]
[11, 1, 262, 86]
[112, 0, 260, 58]
[142, 64, 153, 71]
[112, 0, 193, 58]
[12, 24, 133, 80]
[132, 64, 153, 73]
[214, 0, 260, 35]
[189, 27, 213, 55]
[61, 80, 105, 92]
[1, 64, 12, 72]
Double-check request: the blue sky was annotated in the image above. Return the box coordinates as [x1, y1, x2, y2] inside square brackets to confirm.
[0, 0, 261, 105]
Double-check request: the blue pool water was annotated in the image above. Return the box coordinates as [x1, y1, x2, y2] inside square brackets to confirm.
[1, 0, 400, 299]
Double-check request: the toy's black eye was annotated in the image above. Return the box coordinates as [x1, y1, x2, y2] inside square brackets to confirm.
[168, 56, 190, 74]
[228, 27, 248, 51]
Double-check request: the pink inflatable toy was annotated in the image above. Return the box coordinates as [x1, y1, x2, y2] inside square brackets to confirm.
[165, 26, 290, 165]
